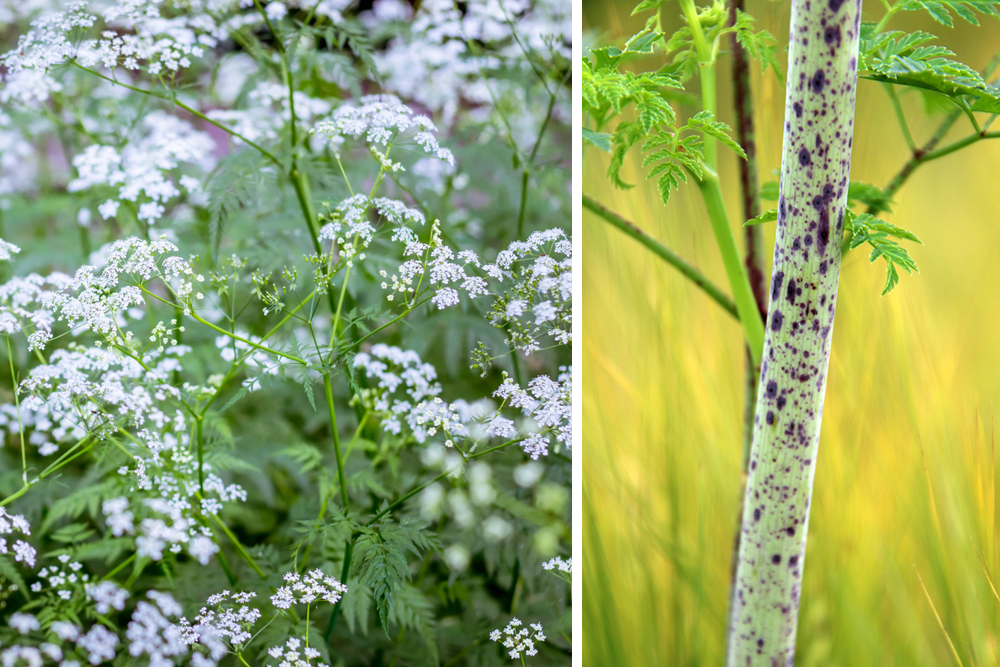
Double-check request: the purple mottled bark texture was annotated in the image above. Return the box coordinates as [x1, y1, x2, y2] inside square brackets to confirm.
[725, 0, 862, 663]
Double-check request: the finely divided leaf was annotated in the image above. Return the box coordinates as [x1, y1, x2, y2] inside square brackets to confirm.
[687, 110, 747, 158]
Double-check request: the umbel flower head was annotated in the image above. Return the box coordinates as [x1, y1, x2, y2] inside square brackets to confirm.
[490, 618, 546, 660]
[270, 570, 347, 609]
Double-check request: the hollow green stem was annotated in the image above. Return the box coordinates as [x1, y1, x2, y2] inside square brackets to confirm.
[679, 0, 717, 165]
[695, 172, 765, 365]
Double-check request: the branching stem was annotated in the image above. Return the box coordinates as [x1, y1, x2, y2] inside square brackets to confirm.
[583, 195, 738, 319]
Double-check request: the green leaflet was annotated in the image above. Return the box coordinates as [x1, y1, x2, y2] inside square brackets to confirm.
[896, 0, 1000, 26]
[843, 210, 923, 295]
[584, 7, 775, 201]
[858, 24, 1000, 112]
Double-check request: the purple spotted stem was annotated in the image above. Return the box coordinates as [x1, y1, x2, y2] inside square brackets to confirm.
[725, 0, 862, 661]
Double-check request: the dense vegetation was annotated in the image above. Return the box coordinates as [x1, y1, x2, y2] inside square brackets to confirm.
[0, 1, 572, 666]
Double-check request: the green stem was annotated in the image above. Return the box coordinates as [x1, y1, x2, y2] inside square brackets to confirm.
[6, 335, 27, 485]
[869, 52, 1000, 215]
[322, 374, 350, 511]
[71, 62, 281, 166]
[515, 77, 564, 239]
[0, 436, 94, 507]
[695, 173, 765, 365]
[187, 309, 308, 364]
[196, 416, 205, 495]
[583, 195, 739, 319]
[102, 554, 136, 581]
[885, 83, 916, 151]
[679, 0, 717, 166]
[206, 509, 266, 578]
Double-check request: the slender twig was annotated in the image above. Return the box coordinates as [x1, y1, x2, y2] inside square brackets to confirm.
[71, 62, 282, 166]
[885, 83, 917, 151]
[869, 51, 1000, 215]
[583, 195, 739, 319]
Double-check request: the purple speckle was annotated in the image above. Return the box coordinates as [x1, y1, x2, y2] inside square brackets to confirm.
[824, 25, 841, 47]
[798, 147, 812, 166]
[793, 102, 803, 117]
[772, 554, 782, 564]
[772, 271, 785, 300]
[810, 69, 826, 93]
[772, 311, 784, 331]
[766, 411, 775, 425]
[766, 381, 778, 398]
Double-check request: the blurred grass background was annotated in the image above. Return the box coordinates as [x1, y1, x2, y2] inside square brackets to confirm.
[582, 1, 1000, 665]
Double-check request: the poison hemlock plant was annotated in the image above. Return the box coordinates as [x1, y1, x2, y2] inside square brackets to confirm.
[584, 0, 1000, 661]
[0, 1, 571, 666]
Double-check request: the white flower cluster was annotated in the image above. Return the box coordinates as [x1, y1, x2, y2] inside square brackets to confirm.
[0, 112, 37, 193]
[487, 229, 572, 355]
[493, 366, 572, 460]
[30, 554, 90, 601]
[0, 0, 228, 86]
[312, 94, 455, 168]
[0, 398, 88, 457]
[379, 221, 489, 311]
[128, 591, 225, 667]
[0, 237, 21, 262]
[266, 637, 328, 667]
[353, 343, 440, 416]
[541, 556, 572, 573]
[489, 618, 546, 660]
[270, 570, 347, 610]
[317, 195, 426, 267]
[4, 614, 120, 666]
[374, 0, 570, 141]
[0, 272, 73, 349]
[67, 113, 215, 225]
[86, 580, 129, 614]
[0, 507, 36, 570]
[0, 2, 95, 73]
[186, 590, 261, 651]
[0, 237, 202, 353]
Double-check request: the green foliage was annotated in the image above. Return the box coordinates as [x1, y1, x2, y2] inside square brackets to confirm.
[353, 519, 437, 635]
[732, 9, 782, 77]
[859, 25, 1000, 112]
[843, 210, 923, 295]
[584, 3, 773, 204]
[896, 0, 1000, 26]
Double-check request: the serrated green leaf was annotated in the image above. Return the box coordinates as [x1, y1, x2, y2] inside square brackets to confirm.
[632, 0, 666, 14]
[744, 209, 778, 226]
[686, 110, 747, 158]
[583, 127, 613, 151]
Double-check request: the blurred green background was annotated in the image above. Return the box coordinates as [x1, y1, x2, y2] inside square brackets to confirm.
[583, 1, 1000, 665]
